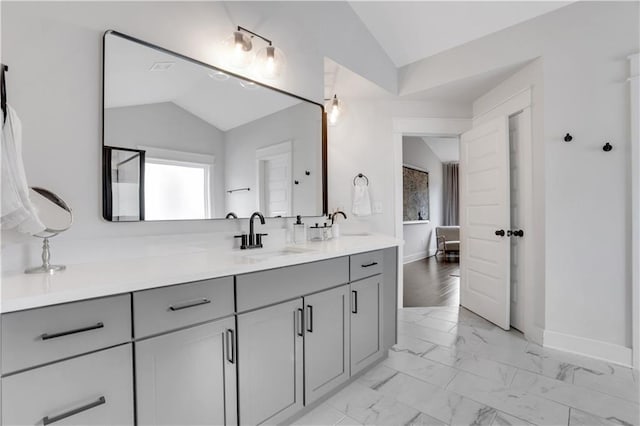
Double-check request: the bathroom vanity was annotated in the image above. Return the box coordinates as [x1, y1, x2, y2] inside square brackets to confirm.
[0, 236, 399, 425]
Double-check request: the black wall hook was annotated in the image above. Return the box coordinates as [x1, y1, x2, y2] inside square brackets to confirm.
[603, 142, 613, 152]
[305, 170, 310, 176]
[564, 133, 573, 142]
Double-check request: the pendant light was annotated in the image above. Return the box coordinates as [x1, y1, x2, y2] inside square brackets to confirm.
[222, 30, 253, 69]
[223, 26, 285, 79]
[325, 94, 342, 125]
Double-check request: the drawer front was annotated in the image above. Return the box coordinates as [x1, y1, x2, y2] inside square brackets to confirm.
[2, 344, 134, 425]
[133, 276, 234, 338]
[1, 294, 131, 374]
[350, 250, 384, 281]
[236, 257, 349, 312]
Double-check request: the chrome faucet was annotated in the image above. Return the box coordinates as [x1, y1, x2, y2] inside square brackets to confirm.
[235, 211, 268, 250]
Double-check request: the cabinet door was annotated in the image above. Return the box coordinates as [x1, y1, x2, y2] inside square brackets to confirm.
[2, 344, 134, 425]
[136, 317, 237, 426]
[304, 285, 350, 404]
[238, 299, 303, 425]
[350, 275, 383, 375]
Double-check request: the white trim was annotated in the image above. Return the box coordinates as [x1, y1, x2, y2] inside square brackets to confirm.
[544, 330, 633, 368]
[403, 220, 430, 225]
[473, 88, 532, 125]
[137, 145, 215, 165]
[393, 117, 472, 308]
[629, 53, 640, 369]
[403, 251, 430, 264]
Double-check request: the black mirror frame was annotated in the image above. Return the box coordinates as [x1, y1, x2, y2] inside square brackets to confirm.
[101, 30, 327, 222]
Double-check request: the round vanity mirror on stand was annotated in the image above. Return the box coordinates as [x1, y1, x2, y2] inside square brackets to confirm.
[25, 187, 73, 274]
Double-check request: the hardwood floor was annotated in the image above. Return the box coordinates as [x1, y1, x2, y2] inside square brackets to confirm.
[403, 256, 459, 307]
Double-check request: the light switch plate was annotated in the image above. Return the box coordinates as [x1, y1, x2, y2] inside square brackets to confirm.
[373, 201, 383, 214]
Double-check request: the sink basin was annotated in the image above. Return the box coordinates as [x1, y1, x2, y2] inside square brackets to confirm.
[240, 246, 317, 262]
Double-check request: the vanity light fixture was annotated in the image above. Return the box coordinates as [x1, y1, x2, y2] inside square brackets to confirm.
[223, 26, 285, 79]
[325, 94, 342, 125]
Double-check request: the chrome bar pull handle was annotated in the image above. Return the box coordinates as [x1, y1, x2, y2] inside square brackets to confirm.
[225, 329, 235, 364]
[41, 322, 104, 341]
[306, 305, 313, 333]
[351, 290, 358, 314]
[43, 396, 106, 425]
[296, 308, 304, 337]
[169, 298, 211, 311]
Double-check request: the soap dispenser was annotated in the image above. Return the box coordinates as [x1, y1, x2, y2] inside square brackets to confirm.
[293, 215, 307, 244]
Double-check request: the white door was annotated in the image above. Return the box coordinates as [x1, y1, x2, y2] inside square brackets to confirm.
[260, 153, 291, 217]
[509, 113, 526, 331]
[459, 116, 511, 330]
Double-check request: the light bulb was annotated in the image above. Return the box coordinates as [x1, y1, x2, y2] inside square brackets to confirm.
[255, 45, 285, 79]
[326, 95, 341, 125]
[222, 31, 253, 69]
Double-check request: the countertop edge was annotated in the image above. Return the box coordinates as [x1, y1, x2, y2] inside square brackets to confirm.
[2, 236, 401, 314]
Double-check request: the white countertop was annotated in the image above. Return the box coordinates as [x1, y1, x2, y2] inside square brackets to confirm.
[1, 234, 400, 313]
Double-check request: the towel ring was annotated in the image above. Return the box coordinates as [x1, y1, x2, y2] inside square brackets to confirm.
[353, 173, 369, 186]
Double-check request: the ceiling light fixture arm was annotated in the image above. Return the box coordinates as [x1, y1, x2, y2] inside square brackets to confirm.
[237, 26, 272, 46]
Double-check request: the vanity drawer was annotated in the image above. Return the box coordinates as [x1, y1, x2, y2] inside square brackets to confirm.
[350, 250, 383, 281]
[236, 257, 349, 312]
[133, 276, 234, 338]
[2, 344, 134, 426]
[1, 294, 131, 374]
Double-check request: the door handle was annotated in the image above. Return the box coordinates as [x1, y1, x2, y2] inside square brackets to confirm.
[296, 308, 304, 337]
[351, 290, 358, 314]
[43, 396, 106, 425]
[507, 230, 513, 237]
[169, 298, 211, 311]
[512, 229, 524, 237]
[495, 229, 505, 237]
[225, 329, 235, 364]
[306, 305, 313, 333]
[41, 322, 104, 341]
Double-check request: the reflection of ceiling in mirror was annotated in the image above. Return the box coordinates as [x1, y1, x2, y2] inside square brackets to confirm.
[104, 34, 302, 131]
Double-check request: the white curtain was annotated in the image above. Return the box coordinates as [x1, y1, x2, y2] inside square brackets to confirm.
[443, 162, 459, 226]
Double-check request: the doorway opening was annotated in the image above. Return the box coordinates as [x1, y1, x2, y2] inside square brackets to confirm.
[401, 135, 461, 308]
[396, 105, 533, 337]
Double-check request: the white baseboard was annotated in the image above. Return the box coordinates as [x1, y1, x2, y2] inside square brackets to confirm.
[543, 329, 633, 367]
[403, 249, 437, 264]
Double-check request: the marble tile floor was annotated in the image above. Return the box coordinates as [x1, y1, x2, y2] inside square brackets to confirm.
[293, 307, 639, 426]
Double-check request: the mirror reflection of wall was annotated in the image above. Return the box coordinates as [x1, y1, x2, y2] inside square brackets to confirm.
[102, 31, 325, 222]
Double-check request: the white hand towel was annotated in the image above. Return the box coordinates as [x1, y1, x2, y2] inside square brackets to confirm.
[352, 182, 372, 216]
[1, 105, 45, 234]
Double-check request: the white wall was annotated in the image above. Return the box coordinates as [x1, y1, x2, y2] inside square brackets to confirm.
[105, 102, 226, 217]
[0, 1, 394, 273]
[224, 102, 322, 218]
[444, 2, 638, 356]
[327, 99, 471, 237]
[402, 136, 444, 263]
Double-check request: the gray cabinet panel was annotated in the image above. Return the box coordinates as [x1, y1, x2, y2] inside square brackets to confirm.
[350, 250, 383, 282]
[2, 344, 134, 425]
[238, 299, 303, 425]
[133, 276, 234, 338]
[350, 275, 383, 375]
[2, 294, 131, 374]
[236, 257, 348, 312]
[382, 247, 398, 350]
[304, 285, 350, 404]
[135, 318, 236, 426]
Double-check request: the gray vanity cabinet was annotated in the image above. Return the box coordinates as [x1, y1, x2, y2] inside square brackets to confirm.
[303, 284, 350, 404]
[237, 298, 304, 425]
[135, 317, 237, 426]
[350, 274, 383, 375]
[2, 344, 134, 425]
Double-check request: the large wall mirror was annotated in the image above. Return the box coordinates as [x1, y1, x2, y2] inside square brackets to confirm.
[102, 31, 326, 221]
